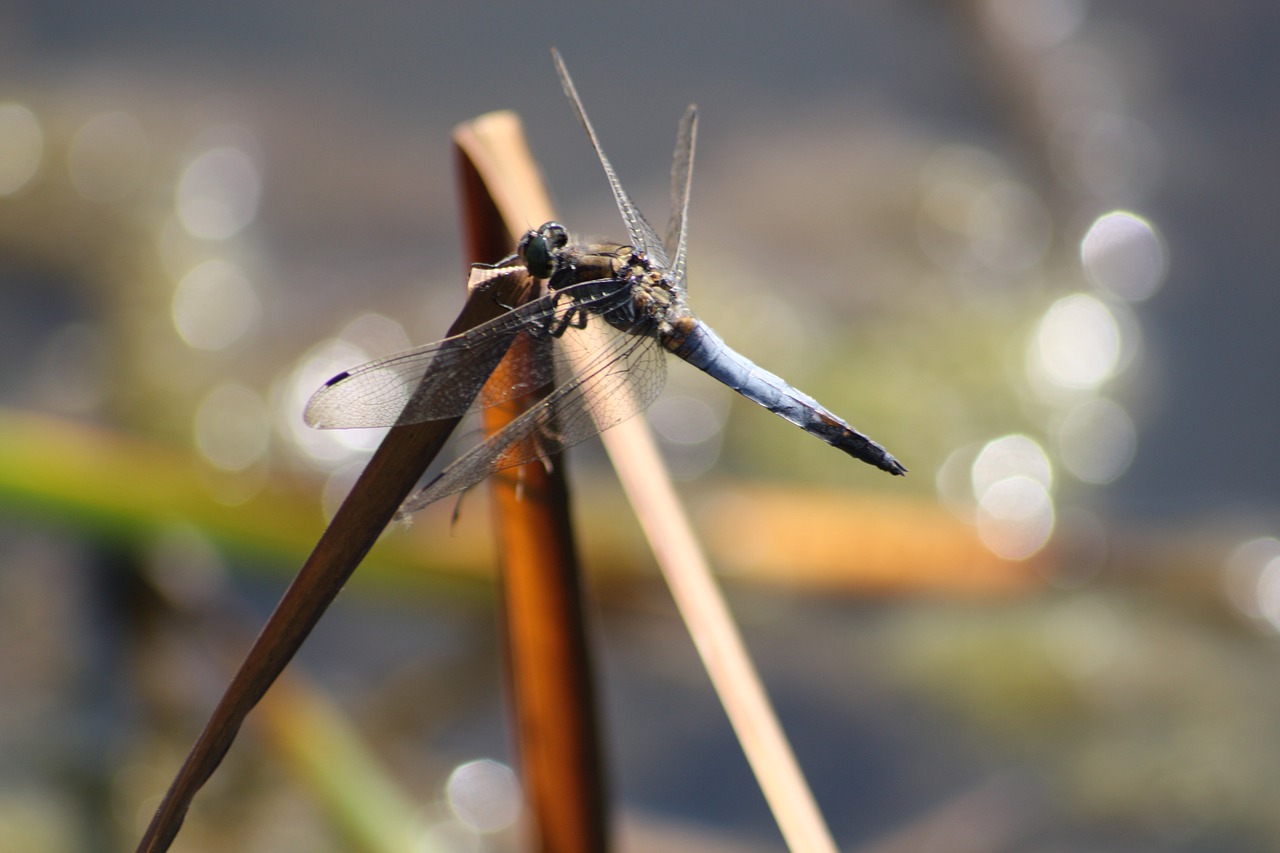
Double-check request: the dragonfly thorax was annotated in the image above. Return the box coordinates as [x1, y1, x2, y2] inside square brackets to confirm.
[545, 239, 690, 339]
[620, 248, 688, 329]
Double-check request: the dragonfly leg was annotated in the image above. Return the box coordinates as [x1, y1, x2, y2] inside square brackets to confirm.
[491, 290, 519, 311]
[547, 299, 591, 338]
[470, 255, 525, 310]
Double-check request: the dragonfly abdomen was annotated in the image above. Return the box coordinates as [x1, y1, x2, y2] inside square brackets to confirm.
[664, 319, 906, 476]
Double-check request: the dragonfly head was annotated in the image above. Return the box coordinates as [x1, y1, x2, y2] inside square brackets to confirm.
[518, 221, 570, 279]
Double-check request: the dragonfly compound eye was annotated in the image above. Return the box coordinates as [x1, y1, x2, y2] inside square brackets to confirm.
[520, 234, 552, 279]
[544, 222, 569, 251]
[520, 222, 568, 279]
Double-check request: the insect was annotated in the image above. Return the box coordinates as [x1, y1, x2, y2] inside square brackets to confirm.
[305, 50, 904, 517]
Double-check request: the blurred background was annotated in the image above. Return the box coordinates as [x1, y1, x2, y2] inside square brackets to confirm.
[2, 1, 1278, 850]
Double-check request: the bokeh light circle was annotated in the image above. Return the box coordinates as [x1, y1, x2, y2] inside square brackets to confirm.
[1081, 210, 1168, 302]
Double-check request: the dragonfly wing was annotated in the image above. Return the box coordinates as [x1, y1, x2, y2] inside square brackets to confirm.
[396, 315, 667, 517]
[551, 49, 668, 267]
[305, 272, 642, 431]
[303, 292, 560, 429]
[665, 105, 698, 286]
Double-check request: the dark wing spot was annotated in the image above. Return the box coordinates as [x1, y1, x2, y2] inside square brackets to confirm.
[323, 371, 350, 388]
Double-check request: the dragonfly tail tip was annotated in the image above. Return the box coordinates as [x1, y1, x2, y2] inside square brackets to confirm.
[883, 451, 908, 476]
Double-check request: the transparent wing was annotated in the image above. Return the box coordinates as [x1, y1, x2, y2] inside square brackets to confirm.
[665, 105, 698, 286]
[552, 49, 668, 267]
[395, 314, 667, 517]
[304, 277, 631, 429]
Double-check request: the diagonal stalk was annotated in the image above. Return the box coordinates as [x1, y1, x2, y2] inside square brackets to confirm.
[136, 127, 539, 853]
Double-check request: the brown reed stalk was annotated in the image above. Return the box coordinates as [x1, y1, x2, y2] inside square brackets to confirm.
[454, 110, 608, 853]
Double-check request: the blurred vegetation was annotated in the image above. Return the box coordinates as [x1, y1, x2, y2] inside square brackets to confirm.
[1, 2, 1276, 851]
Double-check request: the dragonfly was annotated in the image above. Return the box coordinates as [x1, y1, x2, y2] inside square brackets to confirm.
[304, 50, 905, 518]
